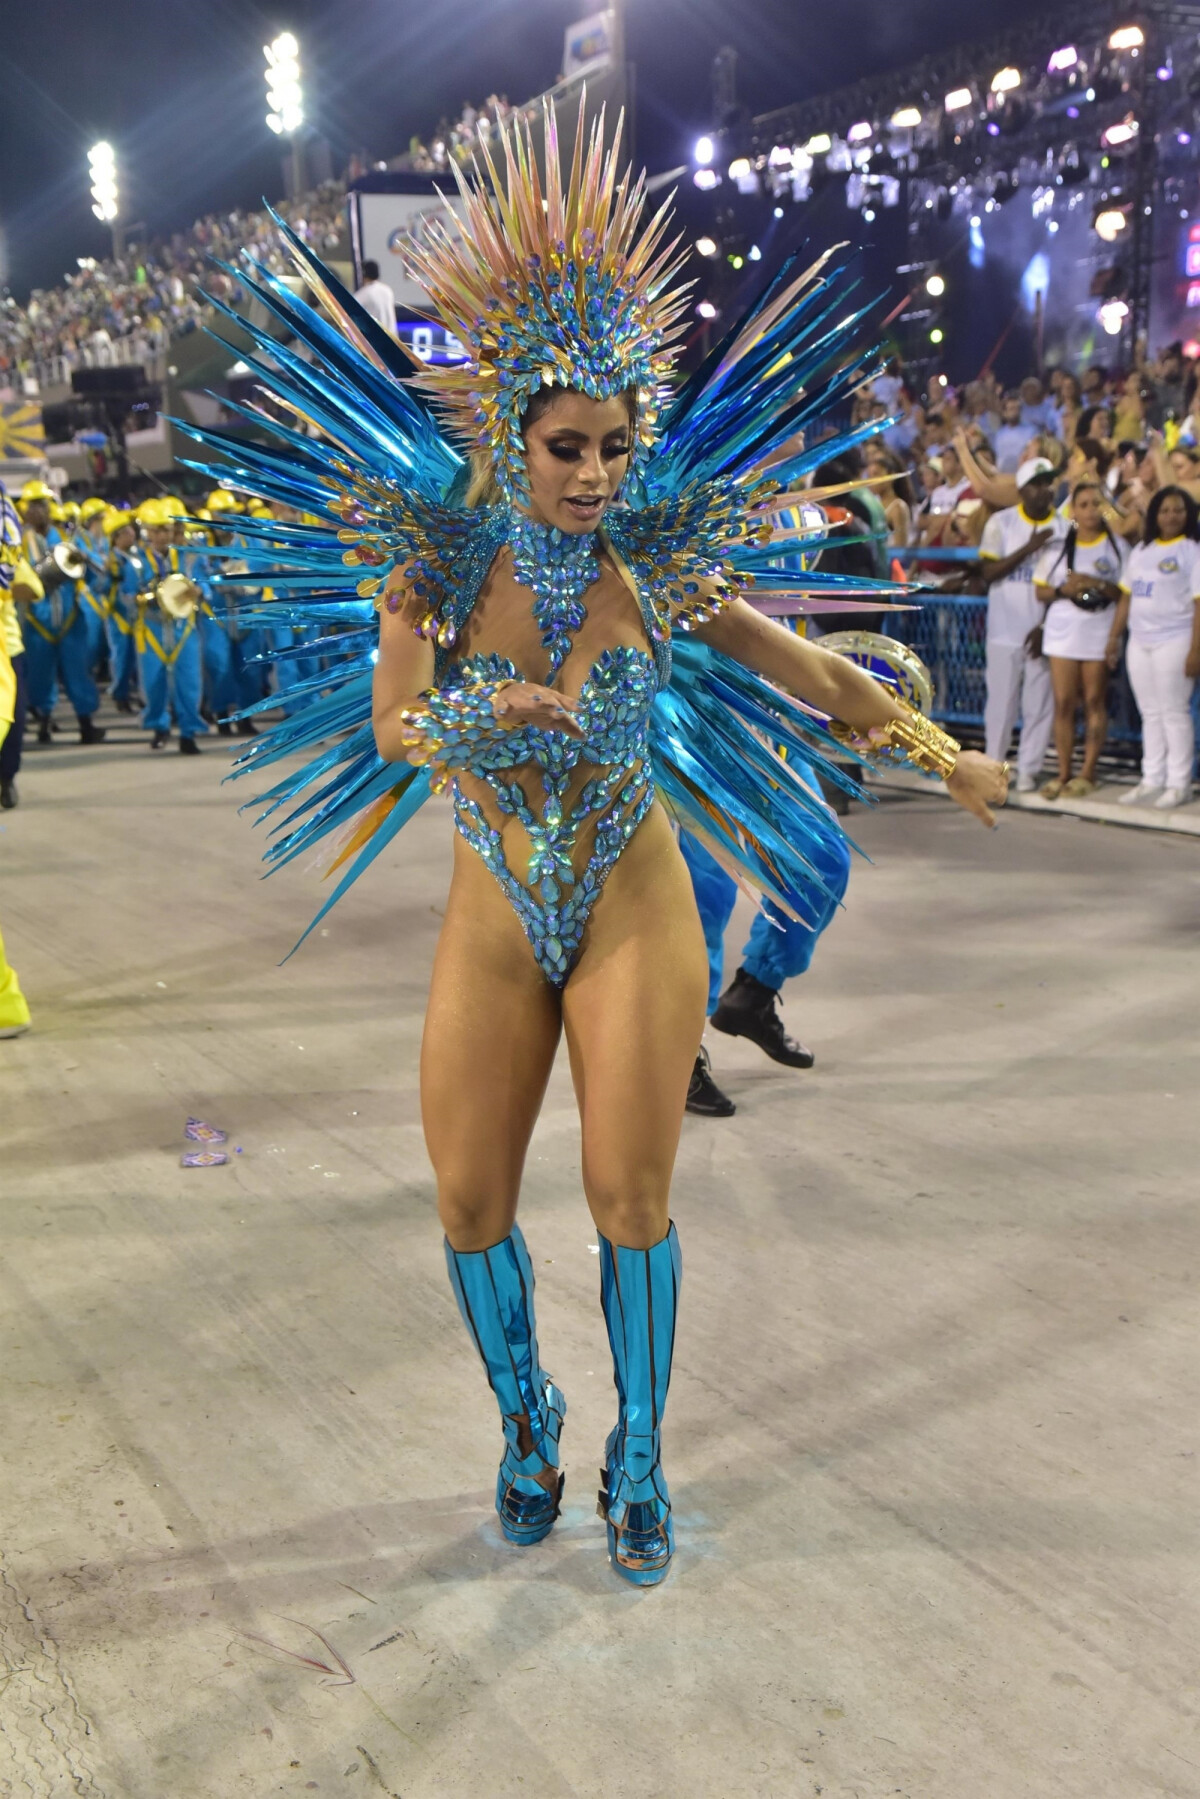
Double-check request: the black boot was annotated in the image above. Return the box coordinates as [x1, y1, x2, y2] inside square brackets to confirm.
[179, 735, 201, 755]
[236, 717, 259, 737]
[711, 967, 815, 1068]
[685, 1045, 736, 1117]
[150, 729, 170, 750]
[78, 715, 106, 744]
[0, 779, 16, 810]
[35, 713, 52, 745]
[217, 718, 234, 737]
[116, 696, 135, 714]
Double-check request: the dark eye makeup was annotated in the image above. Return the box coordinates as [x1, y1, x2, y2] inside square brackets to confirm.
[545, 436, 631, 462]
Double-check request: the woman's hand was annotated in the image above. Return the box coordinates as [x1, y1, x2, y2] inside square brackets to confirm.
[1105, 633, 1124, 671]
[944, 750, 1009, 828]
[492, 681, 585, 737]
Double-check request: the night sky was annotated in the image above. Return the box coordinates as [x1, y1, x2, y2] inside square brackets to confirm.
[2, 0, 1050, 300]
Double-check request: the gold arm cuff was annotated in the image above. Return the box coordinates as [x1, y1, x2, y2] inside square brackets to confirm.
[831, 701, 960, 780]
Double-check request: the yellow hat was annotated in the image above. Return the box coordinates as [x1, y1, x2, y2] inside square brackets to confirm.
[20, 479, 55, 506]
[206, 488, 242, 514]
[247, 497, 273, 518]
[80, 496, 108, 522]
[49, 501, 68, 524]
[137, 497, 170, 527]
[103, 508, 134, 538]
[161, 494, 186, 518]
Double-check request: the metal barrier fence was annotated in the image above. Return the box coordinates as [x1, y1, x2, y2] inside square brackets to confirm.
[876, 592, 1144, 749]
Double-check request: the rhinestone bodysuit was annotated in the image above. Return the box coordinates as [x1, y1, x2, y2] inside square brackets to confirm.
[441, 520, 661, 986]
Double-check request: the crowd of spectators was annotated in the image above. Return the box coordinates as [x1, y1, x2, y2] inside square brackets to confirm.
[845, 344, 1200, 563]
[396, 93, 516, 174]
[0, 184, 347, 396]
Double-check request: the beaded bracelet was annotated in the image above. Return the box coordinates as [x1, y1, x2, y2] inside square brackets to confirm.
[397, 681, 518, 783]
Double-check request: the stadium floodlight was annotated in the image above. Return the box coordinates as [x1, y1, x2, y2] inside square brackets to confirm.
[88, 141, 118, 222]
[728, 157, 752, 179]
[1098, 298, 1129, 335]
[265, 31, 304, 136]
[991, 67, 1022, 94]
[696, 300, 718, 319]
[847, 121, 873, 144]
[926, 273, 946, 296]
[692, 167, 720, 190]
[1047, 46, 1079, 74]
[694, 235, 719, 257]
[944, 87, 973, 112]
[1108, 25, 1144, 50]
[1094, 207, 1128, 241]
[1103, 117, 1139, 147]
[694, 135, 715, 165]
[930, 327, 945, 344]
[803, 133, 832, 154]
[890, 106, 922, 129]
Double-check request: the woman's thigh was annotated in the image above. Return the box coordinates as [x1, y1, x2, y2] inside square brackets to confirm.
[561, 807, 709, 1248]
[422, 841, 563, 1249]
[1049, 657, 1082, 706]
[1080, 661, 1108, 710]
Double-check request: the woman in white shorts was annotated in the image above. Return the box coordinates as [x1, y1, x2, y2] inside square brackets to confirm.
[1108, 485, 1200, 809]
[1033, 482, 1126, 798]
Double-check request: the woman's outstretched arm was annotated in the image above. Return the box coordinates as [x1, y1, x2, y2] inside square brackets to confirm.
[695, 598, 1009, 827]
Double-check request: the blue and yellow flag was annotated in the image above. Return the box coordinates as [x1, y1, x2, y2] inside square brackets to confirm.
[0, 401, 45, 460]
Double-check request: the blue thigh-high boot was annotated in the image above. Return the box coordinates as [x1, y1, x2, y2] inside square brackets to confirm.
[597, 1223, 682, 1586]
[445, 1224, 566, 1545]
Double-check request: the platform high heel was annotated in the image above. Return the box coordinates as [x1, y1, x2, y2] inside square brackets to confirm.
[596, 1223, 681, 1586]
[445, 1224, 566, 1545]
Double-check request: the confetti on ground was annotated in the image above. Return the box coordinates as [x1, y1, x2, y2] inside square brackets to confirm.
[181, 1149, 229, 1169]
[185, 1118, 228, 1144]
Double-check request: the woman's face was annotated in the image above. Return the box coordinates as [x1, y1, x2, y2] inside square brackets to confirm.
[1169, 449, 1198, 481]
[522, 390, 632, 533]
[1156, 490, 1189, 538]
[1073, 486, 1103, 535]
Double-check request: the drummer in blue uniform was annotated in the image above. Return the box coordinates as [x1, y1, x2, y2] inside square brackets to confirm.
[134, 497, 206, 754]
[261, 497, 321, 716]
[205, 489, 262, 733]
[15, 480, 106, 746]
[103, 508, 146, 712]
[75, 495, 116, 679]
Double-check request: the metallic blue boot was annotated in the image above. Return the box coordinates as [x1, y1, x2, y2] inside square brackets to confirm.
[445, 1225, 566, 1545]
[596, 1223, 681, 1586]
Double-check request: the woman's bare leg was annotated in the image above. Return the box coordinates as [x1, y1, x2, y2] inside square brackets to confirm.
[421, 843, 563, 1252]
[1079, 661, 1109, 782]
[1050, 657, 1082, 782]
[561, 809, 709, 1249]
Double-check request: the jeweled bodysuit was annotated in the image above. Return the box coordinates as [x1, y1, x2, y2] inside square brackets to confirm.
[437, 516, 668, 986]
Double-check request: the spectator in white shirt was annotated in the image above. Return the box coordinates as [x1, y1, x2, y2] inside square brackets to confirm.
[1032, 482, 1127, 799]
[1108, 485, 1200, 807]
[354, 260, 397, 337]
[977, 457, 1066, 789]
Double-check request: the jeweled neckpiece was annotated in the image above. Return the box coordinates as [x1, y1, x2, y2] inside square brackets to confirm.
[507, 509, 600, 678]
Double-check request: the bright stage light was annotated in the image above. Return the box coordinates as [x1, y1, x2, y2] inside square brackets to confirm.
[1108, 25, 1144, 51]
[1098, 298, 1129, 335]
[696, 300, 718, 320]
[693, 168, 719, 190]
[695, 235, 719, 257]
[930, 327, 944, 344]
[1103, 117, 1139, 147]
[748, 245, 762, 261]
[847, 121, 873, 144]
[890, 106, 922, 129]
[1094, 207, 1128, 241]
[926, 273, 946, 296]
[88, 141, 118, 222]
[694, 135, 715, 165]
[803, 133, 832, 154]
[728, 157, 751, 179]
[944, 87, 973, 112]
[266, 32, 304, 135]
[1047, 46, 1078, 74]
[990, 67, 1022, 94]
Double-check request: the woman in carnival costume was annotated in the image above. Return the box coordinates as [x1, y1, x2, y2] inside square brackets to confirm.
[178, 106, 1008, 1586]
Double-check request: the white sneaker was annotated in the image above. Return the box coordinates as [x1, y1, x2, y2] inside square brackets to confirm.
[1016, 773, 1037, 793]
[1153, 786, 1193, 810]
[1118, 783, 1162, 806]
[0, 1023, 30, 1039]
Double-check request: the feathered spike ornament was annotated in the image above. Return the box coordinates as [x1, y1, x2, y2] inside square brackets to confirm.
[403, 98, 691, 505]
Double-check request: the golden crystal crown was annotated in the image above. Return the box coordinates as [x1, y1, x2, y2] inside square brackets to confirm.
[402, 99, 692, 504]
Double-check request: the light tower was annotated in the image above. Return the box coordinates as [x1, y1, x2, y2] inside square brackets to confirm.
[88, 141, 123, 258]
[265, 31, 305, 200]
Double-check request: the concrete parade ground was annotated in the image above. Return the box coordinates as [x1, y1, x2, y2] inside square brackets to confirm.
[2, 718, 1198, 1799]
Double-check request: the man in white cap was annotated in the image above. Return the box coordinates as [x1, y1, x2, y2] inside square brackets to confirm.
[977, 457, 1067, 790]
